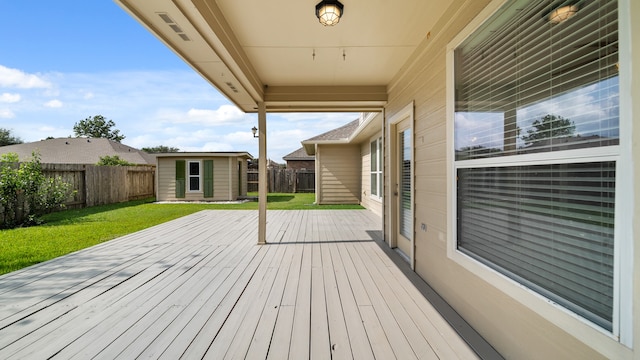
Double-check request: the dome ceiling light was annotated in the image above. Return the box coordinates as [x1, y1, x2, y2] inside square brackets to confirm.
[548, 4, 578, 24]
[315, 0, 344, 26]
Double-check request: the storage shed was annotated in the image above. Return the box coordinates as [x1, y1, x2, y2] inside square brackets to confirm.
[156, 152, 252, 202]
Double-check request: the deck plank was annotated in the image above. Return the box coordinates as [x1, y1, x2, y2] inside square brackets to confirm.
[288, 243, 312, 359]
[244, 245, 294, 359]
[320, 243, 354, 360]
[328, 243, 376, 360]
[0, 209, 487, 360]
[310, 242, 330, 360]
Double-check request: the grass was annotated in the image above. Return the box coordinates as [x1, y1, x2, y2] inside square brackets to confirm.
[0, 193, 363, 275]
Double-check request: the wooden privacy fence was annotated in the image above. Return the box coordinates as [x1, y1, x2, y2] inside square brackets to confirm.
[42, 164, 155, 208]
[247, 169, 315, 193]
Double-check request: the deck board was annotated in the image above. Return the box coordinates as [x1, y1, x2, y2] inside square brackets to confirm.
[0, 209, 488, 359]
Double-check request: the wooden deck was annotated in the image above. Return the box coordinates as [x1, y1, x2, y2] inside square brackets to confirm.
[0, 210, 490, 359]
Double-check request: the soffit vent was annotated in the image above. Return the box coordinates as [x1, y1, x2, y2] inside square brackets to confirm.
[157, 12, 191, 41]
[225, 82, 239, 93]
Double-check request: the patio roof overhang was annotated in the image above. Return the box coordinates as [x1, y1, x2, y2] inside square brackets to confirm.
[113, 0, 454, 113]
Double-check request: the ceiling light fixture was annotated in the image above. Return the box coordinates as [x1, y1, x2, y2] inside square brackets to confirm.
[315, 0, 344, 26]
[548, 5, 578, 24]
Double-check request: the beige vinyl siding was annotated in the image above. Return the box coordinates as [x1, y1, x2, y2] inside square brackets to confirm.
[238, 159, 248, 197]
[383, 0, 623, 358]
[211, 157, 231, 200]
[156, 157, 234, 201]
[156, 157, 176, 202]
[317, 144, 360, 205]
[360, 136, 382, 217]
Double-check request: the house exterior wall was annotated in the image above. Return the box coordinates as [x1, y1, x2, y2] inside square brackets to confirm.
[383, 0, 638, 359]
[286, 160, 315, 171]
[316, 144, 360, 205]
[238, 158, 248, 197]
[360, 135, 383, 217]
[156, 156, 238, 201]
[632, 1, 640, 356]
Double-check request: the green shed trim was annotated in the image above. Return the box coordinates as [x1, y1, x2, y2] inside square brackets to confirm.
[175, 160, 185, 198]
[203, 159, 214, 198]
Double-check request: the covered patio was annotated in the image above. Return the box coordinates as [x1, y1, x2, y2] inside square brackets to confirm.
[0, 210, 495, 359]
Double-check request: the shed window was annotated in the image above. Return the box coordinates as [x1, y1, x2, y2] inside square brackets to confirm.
[453, 0, 619, 332]
[188, 161, 201, 192]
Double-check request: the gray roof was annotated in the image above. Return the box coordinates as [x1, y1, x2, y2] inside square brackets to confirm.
[0, 138, 155, 165]
[155, 151, 253, 159]
[282, 147, 314, 161]
[304, 119, 360, 142]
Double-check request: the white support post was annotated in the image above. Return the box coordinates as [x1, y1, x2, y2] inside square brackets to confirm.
[258, 102, 267, 244]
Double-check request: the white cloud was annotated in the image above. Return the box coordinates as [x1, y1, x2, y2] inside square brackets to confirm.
[182, 105, 251, 126]
[44, 99, 63, 108]
[0, 67, 356, 161]
[0, 93, 21, 103]
[0, 109, 15, 118]
[0, 65, 51, 89]
[38, 125, 58, 132]
[198, 141, 234, 152]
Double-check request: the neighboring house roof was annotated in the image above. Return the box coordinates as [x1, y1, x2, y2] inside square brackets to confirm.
[0, 138, 155, 165]
[282, 147, 314, 162]
[301, 113, 382, 155]
[305, 119, 360, 142]
[154, 151, 253, 160]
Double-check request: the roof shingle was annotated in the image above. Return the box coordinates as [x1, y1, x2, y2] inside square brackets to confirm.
[0, 138, 155, 164]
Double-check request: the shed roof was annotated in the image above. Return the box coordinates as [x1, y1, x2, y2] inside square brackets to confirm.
[0, 138, 155, 165]
[154, 152, 253, 159]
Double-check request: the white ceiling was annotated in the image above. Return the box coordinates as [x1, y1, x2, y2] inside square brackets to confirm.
[115, 0, 454, 112]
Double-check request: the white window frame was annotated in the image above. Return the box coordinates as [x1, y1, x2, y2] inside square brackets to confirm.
[445, 0, 633, 355]
[187, 160, 202, 193]
[370, 136, 383, 201]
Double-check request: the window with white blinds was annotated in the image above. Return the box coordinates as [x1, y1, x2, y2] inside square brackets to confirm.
[400, 130, 412, 239]
[454, 0, 619, 160]
[453, 0, 619, 331]
[370, 137, 382, 198]
[457, 162, 615, 330]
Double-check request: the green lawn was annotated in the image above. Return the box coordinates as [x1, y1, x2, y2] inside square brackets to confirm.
[0, 193, 362, 275]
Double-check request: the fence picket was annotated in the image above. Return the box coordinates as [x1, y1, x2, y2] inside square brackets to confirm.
[247, 169, 315, 193]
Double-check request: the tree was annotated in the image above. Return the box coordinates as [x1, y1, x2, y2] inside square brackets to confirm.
[73, 115, 125, 142]
[0, 128, 23, 146]
[142, 145, 180, 153]
[96, 155, 133, 166]
[521, 114, 576, 146]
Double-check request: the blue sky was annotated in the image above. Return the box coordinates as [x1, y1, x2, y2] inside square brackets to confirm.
[0, 1, 357, 162]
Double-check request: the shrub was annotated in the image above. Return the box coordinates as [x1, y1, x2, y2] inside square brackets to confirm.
[0, 152, 75, 228]
[97, 155, 134, 166]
